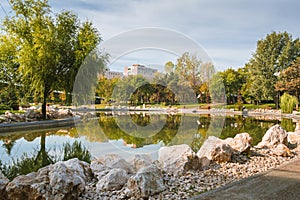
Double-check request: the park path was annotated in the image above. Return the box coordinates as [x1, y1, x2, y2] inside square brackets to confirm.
[191, 157, 300, 200]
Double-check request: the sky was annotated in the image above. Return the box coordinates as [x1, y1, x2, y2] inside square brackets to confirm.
[1, 0, 300, 72]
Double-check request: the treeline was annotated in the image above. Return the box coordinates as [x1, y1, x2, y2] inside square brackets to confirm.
[96, 52, 216, 106]
[1, 1, 299, 117]
[97, 31, 300, 111]
[219, 31, 300, 110]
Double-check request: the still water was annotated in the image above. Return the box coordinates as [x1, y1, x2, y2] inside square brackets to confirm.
[0, 113, 296, 163]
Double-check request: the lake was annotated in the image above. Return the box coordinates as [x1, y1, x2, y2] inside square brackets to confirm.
[0, 112, 296, 164]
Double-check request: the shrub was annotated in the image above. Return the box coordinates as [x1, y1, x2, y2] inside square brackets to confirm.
[280, 93, 298, 114]
[0, 103, 10, 110]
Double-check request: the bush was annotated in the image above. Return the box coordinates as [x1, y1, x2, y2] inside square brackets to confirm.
[280, 93, 298, 114]
[0, 103, 10, 110]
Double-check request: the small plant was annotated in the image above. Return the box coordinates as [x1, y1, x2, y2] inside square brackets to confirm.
[62, 141, 91, 163]
[0, 152, 54, 181]
[280, 93, 298, 114]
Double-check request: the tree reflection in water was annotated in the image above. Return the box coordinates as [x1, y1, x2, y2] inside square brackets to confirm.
[0, 113, 296, 162]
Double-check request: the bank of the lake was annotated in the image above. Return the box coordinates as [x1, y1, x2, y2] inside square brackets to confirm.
[1, 123, 300, 199]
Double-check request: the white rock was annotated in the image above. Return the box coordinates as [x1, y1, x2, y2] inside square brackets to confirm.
[49, 162, 85, 197]
[256, 125, 288, 148]
[0, 170, 9, 197]
[272, 144, 292, 157]
[127, 164, 165, 198]
[197, 136, 233, 163]
[287, 132, 300, 145]
[6, 158, 91, 200]
[96, 168, 128, 191]
[225, 133, 252, 154]
[126, 154, 153, 173]
[158, 144, 201, 174]
[58, 109, 73, 117]
[91, 154, 133, 174]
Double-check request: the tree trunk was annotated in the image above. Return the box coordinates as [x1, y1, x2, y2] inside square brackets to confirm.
[42, 89, 47, 120]
[275, 91, 280, 110]
[296, 91, 299, 111]
[66, 90, 72, 106]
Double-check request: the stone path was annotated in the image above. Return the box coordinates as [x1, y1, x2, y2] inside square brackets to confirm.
[192, 158, 300, 200]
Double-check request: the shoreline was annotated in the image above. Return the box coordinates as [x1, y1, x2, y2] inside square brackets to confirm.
[0, 116, 80, 133]
[1, 119, 299, 199]
[0, 108, 299, 133]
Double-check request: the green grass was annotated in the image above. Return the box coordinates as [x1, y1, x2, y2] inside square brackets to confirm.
[93, 103, 279, 110]
[225, 103, 276, 110]
[0, 110, 26, 115]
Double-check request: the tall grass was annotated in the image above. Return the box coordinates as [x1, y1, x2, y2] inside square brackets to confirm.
[280, 93, 298, 114]
[62, 141, 91, 163]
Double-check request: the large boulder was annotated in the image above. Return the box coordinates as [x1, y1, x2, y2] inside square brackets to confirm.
[287, 132, 300, 146]
[256, 125, 288, 148]
[6, 158, 91, 200]
[126, 164, 165, 198]
[158, 144, 202, 174]
[91, 154, 133, 174]
[197, 136, 233, 163]
[272, 144, 292, 157]
[126, 154, 153, 173]
[96, 168, 128, 191]
[224, 133, 252, 154]
[0, 171, 9, 198]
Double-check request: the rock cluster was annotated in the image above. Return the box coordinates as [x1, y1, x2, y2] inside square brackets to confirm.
[5, 158, 91, 200]
[158, 144, 204, 174]
[256, 124, 293, 157]
[0, 109, 73, 123]
[1, 124, 300, 199]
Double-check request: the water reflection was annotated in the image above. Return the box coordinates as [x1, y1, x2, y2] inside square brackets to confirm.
[0, 113, 296, 164]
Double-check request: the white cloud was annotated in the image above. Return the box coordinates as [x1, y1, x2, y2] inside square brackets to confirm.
[1, 0, 300, 71]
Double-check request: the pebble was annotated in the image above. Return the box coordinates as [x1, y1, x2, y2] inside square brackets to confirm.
[78, 148, 298, 200]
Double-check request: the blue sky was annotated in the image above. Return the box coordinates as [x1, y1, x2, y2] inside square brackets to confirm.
[1, 0, 300, 72]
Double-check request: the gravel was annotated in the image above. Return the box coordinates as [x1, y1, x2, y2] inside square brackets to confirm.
[78, 148, 299, 200]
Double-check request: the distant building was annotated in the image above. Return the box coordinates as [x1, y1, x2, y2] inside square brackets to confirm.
[100, 70, 123, 79]
[124, 64, 158, 79]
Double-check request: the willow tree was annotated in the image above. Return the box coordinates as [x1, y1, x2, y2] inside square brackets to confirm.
[0, 35, 21, 108]
[2, 0, 103, 119]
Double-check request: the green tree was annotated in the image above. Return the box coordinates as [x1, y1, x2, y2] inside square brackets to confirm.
[2, 0, 104, 118]
[96, 76, 120, 103]
[210, 72, 226, 104]
[175, 52, 202, 93]
[246, 31, 300, 106]
[0, 35, 22, 108]
[275, 57, 300, 109]
[219, 68, 246, 104]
